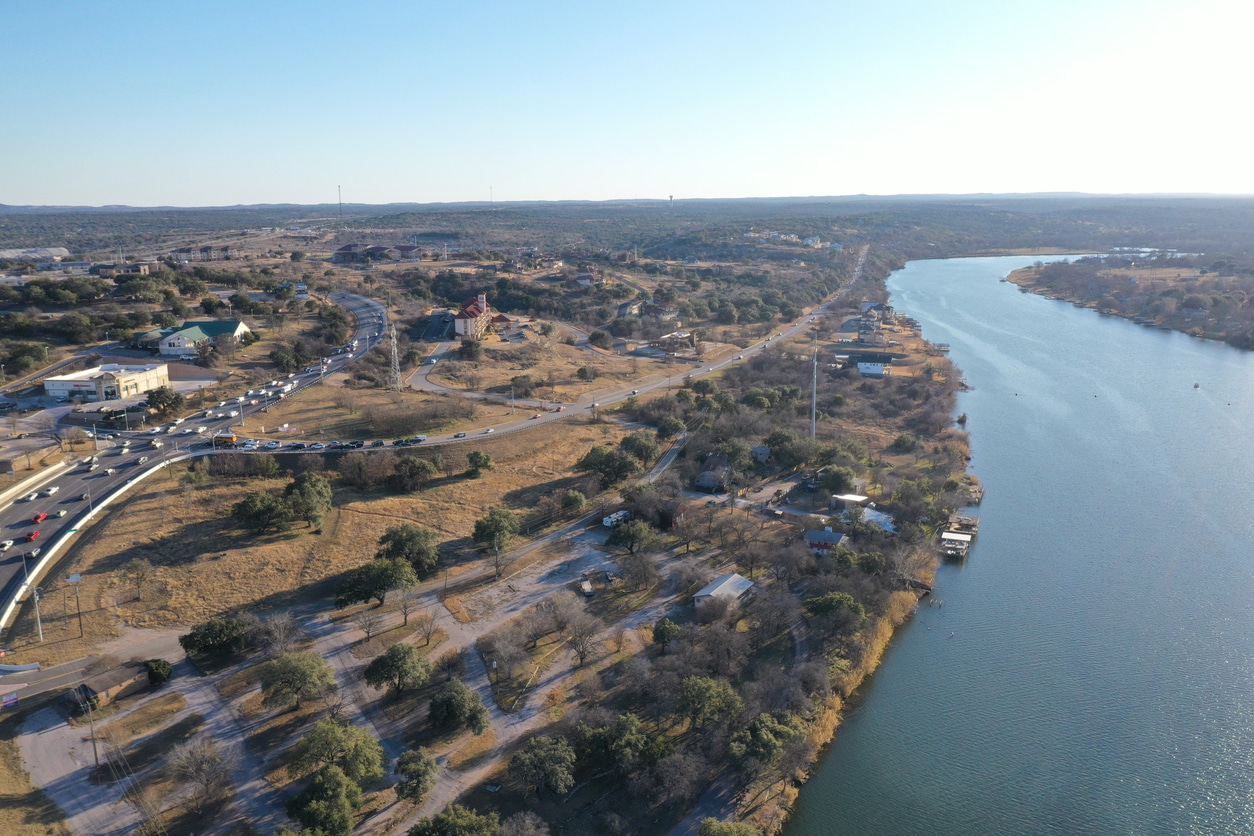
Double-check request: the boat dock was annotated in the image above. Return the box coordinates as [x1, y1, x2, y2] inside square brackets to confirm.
[939, 513, 979, 558]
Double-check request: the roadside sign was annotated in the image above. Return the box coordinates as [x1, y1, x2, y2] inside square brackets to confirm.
[3, 693, 18, 709]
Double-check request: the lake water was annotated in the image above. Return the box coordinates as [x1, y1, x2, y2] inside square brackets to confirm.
[783, 256, 1254, 836]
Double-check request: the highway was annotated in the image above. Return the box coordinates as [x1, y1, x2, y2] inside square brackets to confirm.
[0, 291, 387, 637]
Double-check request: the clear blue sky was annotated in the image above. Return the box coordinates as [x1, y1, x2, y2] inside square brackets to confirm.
[3, 0, 1247, 207]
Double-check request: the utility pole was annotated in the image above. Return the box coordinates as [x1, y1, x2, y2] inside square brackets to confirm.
[811, 330, 818, 440]
[32, 587, 44, 643]
[389, 325, 402, 391]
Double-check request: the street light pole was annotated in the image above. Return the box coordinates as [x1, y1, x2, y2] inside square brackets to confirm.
[32, 587, 44, 643]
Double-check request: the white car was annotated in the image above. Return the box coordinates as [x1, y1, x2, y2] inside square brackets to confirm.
[195, 426, 208, 434]
[25, 493, 38, 502]
[264, 441, 281, 450]
[0, 540, 12, 552]
[45, 486, 59, 496]
[228, 410, 239, 418]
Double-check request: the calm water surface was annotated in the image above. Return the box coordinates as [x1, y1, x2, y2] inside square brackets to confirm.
[784, 256, 1254, 836]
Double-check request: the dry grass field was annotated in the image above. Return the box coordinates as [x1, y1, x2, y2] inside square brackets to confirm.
[2, 415, 633, 667]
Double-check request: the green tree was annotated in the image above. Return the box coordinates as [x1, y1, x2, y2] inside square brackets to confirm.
[291, 718, 386, 786]
[511, 735, 576, 797]
[728, 711, 804, 770]
[652, 617, 681, 648]
[465, 450, 494, 478]
[458, 338, 483, 361]
[287, 764, 360, 836]
[232, 490, 293, 534]
[575, 445, 640, 485]
[363, 643, 432, 698]
[395, 747, 438, 803]
[818, 466, 856, 495]
[472, 508, 520, 572]
[391, 456, 438, 492]
[657, 416, 686, 441]
[336, 557, 418, 608]
[179, 617, 249, 658]
[607, 519, 658, 556]
[588, 330, 612, 349]
[376, 524, 441, 578]
[145, 386, 185, 417]
[620, 431, 658, 464]
[260, 652, 337, 710]
[560, 489, 586, 515]
[286, 472, 333, 528]
[429, 679, 490, 735]
[678, 676, 743, 728]
[408, 804, 499, 836]
[144, 658, 174, 686]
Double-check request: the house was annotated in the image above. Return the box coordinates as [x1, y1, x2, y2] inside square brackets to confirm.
[857, 360, 891, 377]
[751, 445, 771, 464]
[830, 493, 870, 511]
[694, 573, 753, 606]
[860, 302, 894, 318]
[136, 319, 251, 357]
[99, 262, 152, 278]
[455, 293, 494, 339]
[805, 528, 848, 555]
[658, 500, 690, 531]
[694, 454, 732, 492]
[365, 246, 400, 261]
[333, 244, 369, 262]
[63, 662, 148, 712]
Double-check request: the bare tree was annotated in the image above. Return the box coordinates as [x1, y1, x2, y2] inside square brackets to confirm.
[168, 737, 238, 812]
[413, 611, 438, 646]
[436, 648, 466, 681]
[121, 558, 155, 602]
[257, 612, 303, 656]
[355, 610, 384, 641]
[396, 585, 419, 627]
[566, 612, 602, 667]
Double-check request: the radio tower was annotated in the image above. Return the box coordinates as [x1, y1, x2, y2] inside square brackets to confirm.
[389, 324, 403, 391]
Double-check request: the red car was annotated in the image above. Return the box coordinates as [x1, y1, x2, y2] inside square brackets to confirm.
[31, 512, 48, 524]
[28, 531, 40, 542]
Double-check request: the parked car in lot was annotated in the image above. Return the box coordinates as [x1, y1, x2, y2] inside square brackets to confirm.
[453, 432, 467, 438]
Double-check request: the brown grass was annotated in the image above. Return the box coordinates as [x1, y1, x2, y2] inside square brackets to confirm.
[443, 726, 497, 771]
[96, 691, 187, 745]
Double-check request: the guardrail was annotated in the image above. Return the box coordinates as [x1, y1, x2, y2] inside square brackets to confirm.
[0, 461, 69, 511]
[0, 450, 210, 636]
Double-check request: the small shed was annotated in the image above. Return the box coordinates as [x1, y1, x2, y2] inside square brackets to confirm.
[63, 662, 148, 713]
[694, 573, 753, 606]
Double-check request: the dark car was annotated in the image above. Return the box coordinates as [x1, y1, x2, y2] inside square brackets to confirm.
[453, 432, 467, 438]
[347, 440, 365, 449]
[369, 440, 385, 448]
[289, 442, 307, 450]
[392, 439, 408, 446]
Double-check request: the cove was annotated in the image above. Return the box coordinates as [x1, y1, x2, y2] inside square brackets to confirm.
[783, 255, 1254, 835]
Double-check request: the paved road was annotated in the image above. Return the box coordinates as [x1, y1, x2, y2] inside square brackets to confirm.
[0, 292, 387, 637]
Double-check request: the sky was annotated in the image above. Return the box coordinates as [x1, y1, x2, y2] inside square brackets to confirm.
[3, 0, 1251, 207]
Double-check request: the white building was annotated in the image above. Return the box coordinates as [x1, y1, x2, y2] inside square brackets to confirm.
[693, 573, 753, 606]
[44, 364, 170, 402]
